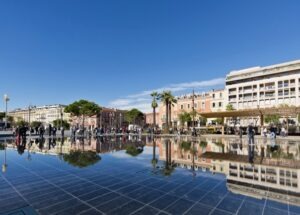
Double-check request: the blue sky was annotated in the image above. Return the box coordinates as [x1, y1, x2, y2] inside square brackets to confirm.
[1, 0, 300, 112]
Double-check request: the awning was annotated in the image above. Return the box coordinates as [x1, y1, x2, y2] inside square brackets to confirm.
[199, 106, 300, 118]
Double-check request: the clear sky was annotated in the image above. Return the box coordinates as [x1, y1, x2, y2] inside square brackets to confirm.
[1, 0, 300, 112]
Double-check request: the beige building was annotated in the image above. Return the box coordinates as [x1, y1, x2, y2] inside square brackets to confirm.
[9, 104, 70, 125]
[153, 89, 225, 128]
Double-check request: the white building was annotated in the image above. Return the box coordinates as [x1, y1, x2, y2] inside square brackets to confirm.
[9, 104, 70, 125]
[225, 59, 300, 110]
[225, 60, 300, 126]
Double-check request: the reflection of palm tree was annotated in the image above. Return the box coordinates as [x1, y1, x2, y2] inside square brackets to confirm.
[63, 150, 101, 168]
[151, 139, 158, 169]
[163, 139, 174, 176]
[191, 141, 197, 177]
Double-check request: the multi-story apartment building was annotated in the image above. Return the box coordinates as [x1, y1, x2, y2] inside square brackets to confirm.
[8, 104, 70, 125]
[225, 60, 300, 126]
[226, 60, 300, 110]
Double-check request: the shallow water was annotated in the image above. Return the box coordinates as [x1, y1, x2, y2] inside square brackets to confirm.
[0, 135, 299, 215]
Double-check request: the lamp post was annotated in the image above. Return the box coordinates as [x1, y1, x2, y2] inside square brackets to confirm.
[3, 94, 9, 129]
[60, 106, 63, 130]
[28, 105, 34, 139]
[119, 113, 122, 129]
[2, 140, 7, 173]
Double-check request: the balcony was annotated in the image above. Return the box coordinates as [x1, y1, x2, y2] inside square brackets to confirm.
[265, 86, 275, 90]
[265, 94, 275, 98]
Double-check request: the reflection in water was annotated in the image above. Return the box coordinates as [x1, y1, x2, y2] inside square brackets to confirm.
[125, 145, 143, 156]
[3, 135, 300, 206]
[63, 150, 101, 168]
[157, 136, 300, 206]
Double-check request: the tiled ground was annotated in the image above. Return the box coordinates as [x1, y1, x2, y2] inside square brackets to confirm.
[0, 148, 299, 215]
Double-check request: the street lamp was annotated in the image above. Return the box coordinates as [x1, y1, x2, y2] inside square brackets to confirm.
[2, 140, 7, 173]
[119, 113, 122, 129]
[3, 94, 9, 129]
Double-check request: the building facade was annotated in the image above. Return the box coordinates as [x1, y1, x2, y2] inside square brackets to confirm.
[70, 107, 127, 130]
[8, 104, 70, 125]
[154, 89, 225, 128]
[225, 60, 300, 126]
[226, 60, 300, 110]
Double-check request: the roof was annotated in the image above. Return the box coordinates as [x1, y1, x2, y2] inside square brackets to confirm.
[199, 106, 300, 118]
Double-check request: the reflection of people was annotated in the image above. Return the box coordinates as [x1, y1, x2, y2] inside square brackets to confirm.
[248, 142, 255, 164]
[247, 124, 255, 145]
[17, 137, 26, 155]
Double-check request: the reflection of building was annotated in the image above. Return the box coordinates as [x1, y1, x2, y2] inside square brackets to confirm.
[71, 108, 126, 129]
[158, 137, 300, 206]
[9, 104, 70, 125]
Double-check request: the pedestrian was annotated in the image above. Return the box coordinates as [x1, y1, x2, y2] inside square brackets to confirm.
[53, 126, 57, 137]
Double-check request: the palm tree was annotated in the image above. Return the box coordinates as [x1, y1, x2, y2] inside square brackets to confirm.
[168, 94, 177, 128]
[160, 91, 171, 133]
[160, 91, 177, 133]
[151, 92, 159, 130]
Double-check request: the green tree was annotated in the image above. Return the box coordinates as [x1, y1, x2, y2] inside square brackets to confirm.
[63, 150, 101, 168]
[264, 115, 280, 124]
[16, 120, 28, 127]
[215, 118, 223, 125]
[65, 100, 101, 128]
[124, 108, 144, 125]
[31, 121, 42, 128]
[226, 104, 235, 111]
[199, 116, 207, 126]
[53, 119, 70, 129]
[178, 112, 192, 128]
[0, 112, 5, 120]
[151, 92, 159, 129]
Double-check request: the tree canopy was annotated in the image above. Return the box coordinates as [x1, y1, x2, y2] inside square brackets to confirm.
[53, 119, 70, 129]
[151, 92, 159, 109]
[178, 112, 192, 127]
[63, 150, 101, 168]
[65, 100, 101, 117]
[0, 112, 5, 120]
[31, 121, 42, 128]
[124, 108, 144, 124]
[264, 114, 280, 124]
[226, 104, 235, 111]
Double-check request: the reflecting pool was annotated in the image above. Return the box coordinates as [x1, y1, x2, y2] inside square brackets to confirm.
[1, 135, 300, 215]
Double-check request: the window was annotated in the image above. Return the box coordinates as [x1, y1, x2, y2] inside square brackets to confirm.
[212, 103, 215, 108]
[212, 94, 215, 98]
[219, 102, 222, 107]
[220, 93, 222, 98]
[202, 102, 205, 109]
[188, 104, 190, 109]
[181, 105, 183, 110]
